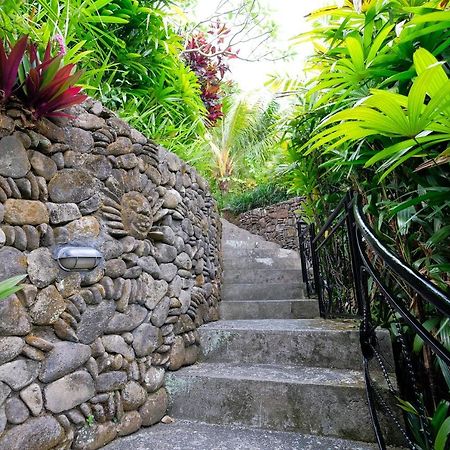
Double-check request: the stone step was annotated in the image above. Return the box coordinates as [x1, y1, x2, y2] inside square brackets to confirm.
[219, 299, 319, 320]
[222, 247, 300, 262]
[223, 238, 280, 250]
[223, 268, 302, 284]
[199, 319, 394, 370]
[223, 255, 302, 271]
[103, 419, 379, 450]
[165, 363, 398, 443]
[221, 282, 305, 301]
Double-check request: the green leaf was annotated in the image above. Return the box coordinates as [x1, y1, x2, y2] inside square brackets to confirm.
[0, 275, 26, 301]
[390, 190, 450, 214]
[84, 16, 129, 24]
[427, 225, 450, 248]
[435, 417, 450, 450]
[431, 401, 450, 436]
[345, 34, 365, 72]
[412, 317, 440, 353]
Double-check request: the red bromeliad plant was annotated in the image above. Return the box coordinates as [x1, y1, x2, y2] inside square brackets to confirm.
[0, 35, 87, 118]
[20, 40, 87, 118]
[0, 35, 28, 101]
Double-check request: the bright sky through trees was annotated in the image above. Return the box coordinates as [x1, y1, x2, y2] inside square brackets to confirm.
[192, 0, 336, 92]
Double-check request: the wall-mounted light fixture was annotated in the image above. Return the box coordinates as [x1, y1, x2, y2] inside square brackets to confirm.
[56, 246, 102, 272]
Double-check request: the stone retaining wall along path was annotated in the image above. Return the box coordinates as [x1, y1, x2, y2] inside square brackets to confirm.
[0, 99, 222, 450]
[237, 197, 302, 251]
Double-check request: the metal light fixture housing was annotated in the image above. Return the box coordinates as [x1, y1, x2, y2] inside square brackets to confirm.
[56, 246, 102, 272]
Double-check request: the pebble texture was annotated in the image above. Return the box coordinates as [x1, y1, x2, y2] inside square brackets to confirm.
[228, 197, 302, 250]
[0, 100, 222, 449]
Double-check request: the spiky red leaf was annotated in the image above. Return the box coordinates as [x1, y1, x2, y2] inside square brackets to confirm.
[33, 86, 87, 118]
[0, 35, 28, 100]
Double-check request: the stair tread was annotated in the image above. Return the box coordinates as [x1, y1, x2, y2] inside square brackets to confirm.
[103, 420, 378, 450]
[222, 298, 315, 301]
[220, 299, 316, 303]
[223, 247, 300, 260]
[200, 318, 358, 333]
[224, 268, 302, 273]
[168, 362, 367, 387]
[222, 282, 304, 287]
[221, 298, 315, 302]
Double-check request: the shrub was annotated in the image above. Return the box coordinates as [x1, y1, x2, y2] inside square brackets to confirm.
[223, 182, 291, 215]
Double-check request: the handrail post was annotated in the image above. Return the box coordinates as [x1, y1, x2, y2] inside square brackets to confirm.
[344, 192, 365, 317]
[310, 223, 325, 318]
[297, 220, 309, 292]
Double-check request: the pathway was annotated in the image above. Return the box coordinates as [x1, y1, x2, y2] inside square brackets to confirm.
[106, 220, 389, 449]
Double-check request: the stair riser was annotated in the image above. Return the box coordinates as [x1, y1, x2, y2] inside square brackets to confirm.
[166, 374, 398, 443]
[223, 248, 300, 260]
[219, 300, 319, 320]
[224, 269, 302, 284]
[199, 329, 369, 370]
[223, 257, 302, 271]
[223, 239, 279, 250]
[222, 283, 306, 301]
[291, 300, 320, 319]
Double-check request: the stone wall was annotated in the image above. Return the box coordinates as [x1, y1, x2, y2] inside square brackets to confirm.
[237, 198, 302, 250]
[0, 99, 222, 449]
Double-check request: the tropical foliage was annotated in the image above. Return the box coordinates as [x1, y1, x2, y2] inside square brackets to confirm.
[281, 0, 450, 288]
[277, 0, 450, 447]
[204, 95, 281, 196]
[183, 21, 237, 125]
[223, 181, 290, 215]
[0, 35, 28, 101]
[22, 38, 88, 118]
[0, 0, 207, 148]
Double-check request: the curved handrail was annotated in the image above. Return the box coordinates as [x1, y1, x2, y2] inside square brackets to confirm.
[303, 191, 450, 449]
[356, 234, 450, 366]
[353, 197, 450, 318]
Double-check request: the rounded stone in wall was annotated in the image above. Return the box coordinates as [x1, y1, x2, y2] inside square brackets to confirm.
[139, 388, 168, 427]
[0, 296, 31, 337]
[44, 371, 95, 413]
[0, 136, 30, 178]
[0, 246, 27, 280]
[64, 127, 94, 153]
[4, 200, 49, 226]
[29, 286, 65, 326]
[0, 415, 65, 450]
[48, 169, 97, 203]
[27, 248, 58, 288]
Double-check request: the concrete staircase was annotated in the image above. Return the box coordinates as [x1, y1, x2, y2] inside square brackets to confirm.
[106, 220, 393, 449]
[220, 227, 318, 322]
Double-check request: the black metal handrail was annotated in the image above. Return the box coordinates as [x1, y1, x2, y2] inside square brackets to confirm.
[297, 220, 315, 297]
[298, 191, 450, 450]
[354, 201, 450, 367]
[354, 202, 450, 318]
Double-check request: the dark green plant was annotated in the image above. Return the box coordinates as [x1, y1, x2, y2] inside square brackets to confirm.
[223, 182, 291, 215]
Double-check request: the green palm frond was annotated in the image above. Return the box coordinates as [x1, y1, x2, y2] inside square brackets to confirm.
[304, 48, 450, 181]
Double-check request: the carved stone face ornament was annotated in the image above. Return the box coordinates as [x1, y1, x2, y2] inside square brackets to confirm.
[121, 192, 153, 240]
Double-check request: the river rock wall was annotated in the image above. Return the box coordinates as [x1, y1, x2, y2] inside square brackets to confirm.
[0, 99, 222, 449]
[237, 198, 302, 250]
